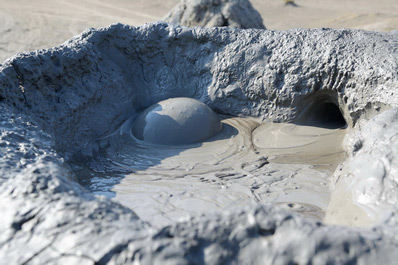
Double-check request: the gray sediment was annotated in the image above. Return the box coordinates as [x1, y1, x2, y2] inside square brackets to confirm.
[163, 0, 266, 29]
[1, 23, 398, 264]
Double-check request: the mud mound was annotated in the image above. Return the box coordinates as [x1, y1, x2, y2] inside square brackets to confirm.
[164, 0, 265, 29]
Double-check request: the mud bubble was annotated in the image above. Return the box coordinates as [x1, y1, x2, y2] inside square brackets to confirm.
[132, 97, 222, 145]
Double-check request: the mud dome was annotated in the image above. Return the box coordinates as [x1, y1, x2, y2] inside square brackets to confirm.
[1, 23, 398, 264]
[132, 97, 222, 145]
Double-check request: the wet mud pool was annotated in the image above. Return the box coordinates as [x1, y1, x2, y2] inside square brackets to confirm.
[73, 108, 347, 227]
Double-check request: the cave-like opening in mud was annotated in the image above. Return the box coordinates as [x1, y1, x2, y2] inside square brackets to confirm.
[308, 102, 346, 128]
[296, 92, 347, 129]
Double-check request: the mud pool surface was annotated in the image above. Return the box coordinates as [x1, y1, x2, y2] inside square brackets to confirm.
[74, 116, 347, 227]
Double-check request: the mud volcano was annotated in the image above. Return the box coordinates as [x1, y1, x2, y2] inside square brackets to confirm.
[0, 23, 398, 264]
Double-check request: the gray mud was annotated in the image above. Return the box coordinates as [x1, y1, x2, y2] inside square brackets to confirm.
[1, 23, 398, 264]
[75, 115, 345, 227]
[164, 0, 266, 29]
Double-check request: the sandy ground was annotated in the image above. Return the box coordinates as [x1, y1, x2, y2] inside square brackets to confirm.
[0, 0, 397, 63]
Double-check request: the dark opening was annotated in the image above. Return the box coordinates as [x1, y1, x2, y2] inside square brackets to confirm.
[220, 14, 229, 27]
[312, 102, 346, 127]
[297, 101, 347, 129]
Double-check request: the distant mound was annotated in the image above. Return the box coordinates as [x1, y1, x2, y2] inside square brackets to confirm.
[163, 0, 265, 29]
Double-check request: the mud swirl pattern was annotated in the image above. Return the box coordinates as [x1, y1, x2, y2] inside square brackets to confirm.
[75, 113, 346, 227]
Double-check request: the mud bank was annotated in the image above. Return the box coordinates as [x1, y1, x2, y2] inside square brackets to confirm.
[1, 23, 398, 263]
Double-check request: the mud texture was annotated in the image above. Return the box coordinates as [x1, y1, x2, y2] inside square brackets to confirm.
[163, 0, 265, 29]
[325, 109, 398, 227]
[0, 23, 398, 264]
[132, 97, 222, 145]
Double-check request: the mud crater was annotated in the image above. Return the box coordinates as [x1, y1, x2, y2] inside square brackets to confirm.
[1, 23, 397, 263]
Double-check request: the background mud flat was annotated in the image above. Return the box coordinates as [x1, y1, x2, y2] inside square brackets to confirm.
[0, 0, 397, 62]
